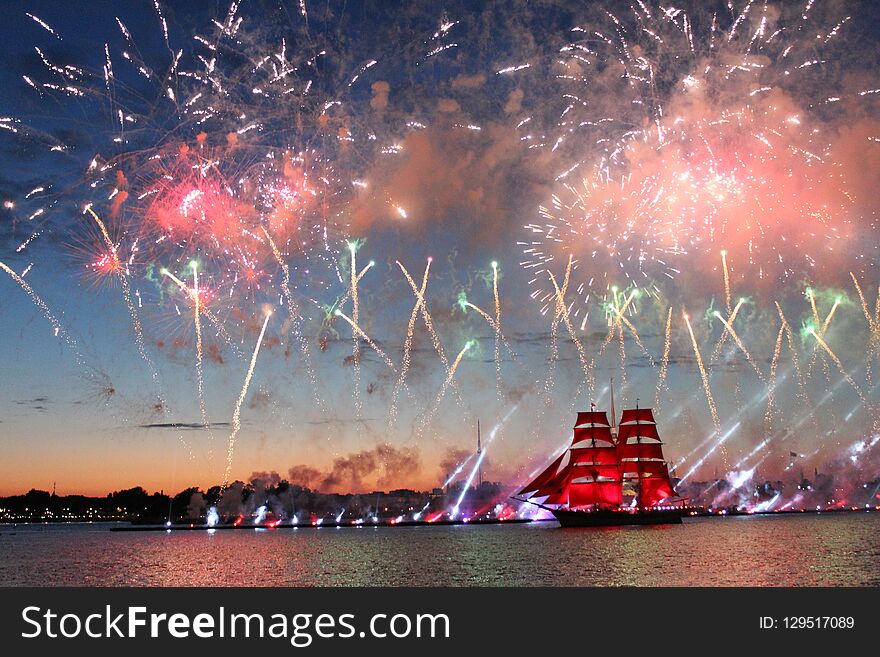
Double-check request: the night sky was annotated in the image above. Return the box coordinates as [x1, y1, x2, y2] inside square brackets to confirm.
[0, 0, 878, 499]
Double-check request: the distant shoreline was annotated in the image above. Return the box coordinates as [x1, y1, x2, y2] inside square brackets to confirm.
[2, 505, 878, 529]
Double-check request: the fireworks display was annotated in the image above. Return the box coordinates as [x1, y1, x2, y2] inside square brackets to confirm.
[519, 0, 877, 315]
[0, 1, 879, 519]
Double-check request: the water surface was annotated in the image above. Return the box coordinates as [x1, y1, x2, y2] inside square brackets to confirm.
[1, 513, 877, 586]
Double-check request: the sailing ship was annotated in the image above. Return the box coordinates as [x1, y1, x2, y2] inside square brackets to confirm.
[515, 393, 684, 527]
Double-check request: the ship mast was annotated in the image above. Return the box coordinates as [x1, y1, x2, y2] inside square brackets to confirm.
[610, 377, 617, 441]
[635, 397, 643, 509]
[590, 402, 598, 454]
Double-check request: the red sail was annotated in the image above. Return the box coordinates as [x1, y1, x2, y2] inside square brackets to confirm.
[620, 456, 666, 480]
[536, 463, 572, 496]
[617, 423, 661, 442]
[619, 408, 656, 424]
[645, 461, 672, 480]
[572, 425, 615, 447]
[620, 460, 669, 479]
[574, 411, 610, 427]
[570, 446, 619, 466]
[617, 441, 666, 462]
[569, 481, 623, 507]
[571, 463, 620, 480]
[640, 474, 677, 506]
[619, 461, 677, 506]
[539, 467, 572, 504]
[517, 453, 564, 496]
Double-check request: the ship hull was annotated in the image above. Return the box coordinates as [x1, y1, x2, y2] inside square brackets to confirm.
[551, 507, 683, 527]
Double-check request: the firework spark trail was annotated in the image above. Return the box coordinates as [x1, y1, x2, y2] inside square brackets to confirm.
[850, 272, 875, 333]
[330, 262, 374, 312]
[348, 243, 362, 418]
[606, 292, 633, 395]
[492, 261, 502, 400]
[776, 302, 815, 436]
[606, 289, 653, 364]
[808, 328, 874, 418]
[548, 263, 594, 396]
[87, 209, 192, 457]
[389, 258, 431, 429]
[192, 262, 215, 460]
[461, 300, 516, 358]
[532, 288, 563, 442]
[86, 209, 156, 382]
[598, 289, 638, 356]
[765, 320, 786, 431]
[397, 262, 464, 406]
[598, 303, 620, 356]
[532, 255, 575, 444]
[805, 288, 837, 384]
[850, 272, 880, 385]
[713, 311, 766, 382]
[0, 260, 98, 379]
[653, 307, 673, 410]
[333, 309, 395, 371]
[814, 295, 842, 395]
[820, 298, 841, 336]
[721, 250, 732, 313]
[709, 298, 745, 364]
[535, 258, 599, 446]
[261, 227, 324, 411]
[418, 341, 472, 437]
[867, 281, 880, 330]
[222, 309, 271, 489]
[683, 310, 725, 466]
[808, 286, 820, 324]
[617, 308, 650, 361]
[874, 288, 880, 380]
[398, 262, 447, 365]
[617, 322, 628, 392]
[1, 260, 65, 338]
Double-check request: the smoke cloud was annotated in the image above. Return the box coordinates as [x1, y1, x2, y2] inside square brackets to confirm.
[287, 443, 421, 493]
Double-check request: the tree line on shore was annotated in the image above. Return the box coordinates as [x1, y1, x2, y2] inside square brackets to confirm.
[0, 478, 503, 523]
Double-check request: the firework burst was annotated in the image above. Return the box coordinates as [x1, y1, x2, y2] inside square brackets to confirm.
[519, 0, 876, 316]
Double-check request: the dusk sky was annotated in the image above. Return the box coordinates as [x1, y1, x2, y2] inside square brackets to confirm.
[1, 0, 878, 498]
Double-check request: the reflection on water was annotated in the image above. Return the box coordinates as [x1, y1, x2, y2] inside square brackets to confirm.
[1, 514, 877, 586]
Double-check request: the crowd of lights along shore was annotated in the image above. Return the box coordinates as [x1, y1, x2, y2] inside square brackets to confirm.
[1, 0, 880, 524]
